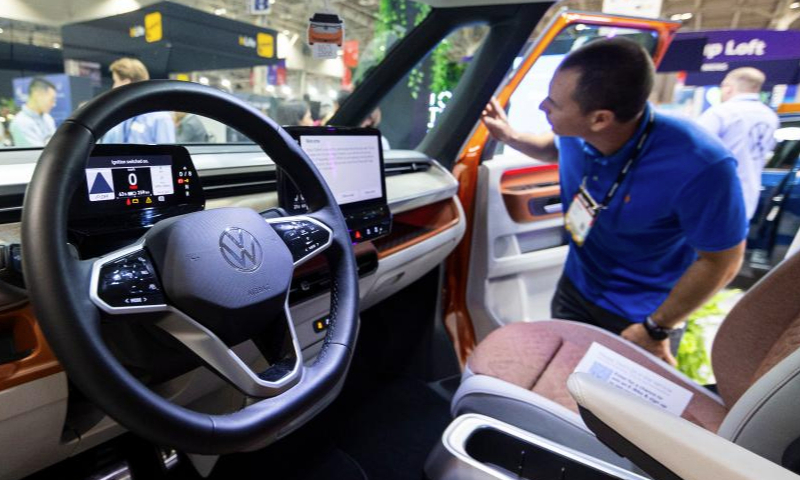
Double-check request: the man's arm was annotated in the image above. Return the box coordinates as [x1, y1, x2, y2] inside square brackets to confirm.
[482, 97, 559, 162]
[621, 241, 745, 365]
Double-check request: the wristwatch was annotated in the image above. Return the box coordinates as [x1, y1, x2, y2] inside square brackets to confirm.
[643, 315, 674, 341]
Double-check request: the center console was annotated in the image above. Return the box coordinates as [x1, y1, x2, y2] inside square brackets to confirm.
[425, 414, 647, 480]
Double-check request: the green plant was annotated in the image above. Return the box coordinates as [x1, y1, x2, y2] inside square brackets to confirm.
[676, 289, 741, 383]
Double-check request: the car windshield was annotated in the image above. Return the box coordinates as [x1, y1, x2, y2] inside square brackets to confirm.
[0, 0, 479, 150]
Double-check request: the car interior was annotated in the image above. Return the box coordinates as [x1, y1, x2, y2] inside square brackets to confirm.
[2, 1, 800, 480]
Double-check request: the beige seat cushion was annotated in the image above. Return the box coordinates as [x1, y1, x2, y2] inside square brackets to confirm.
[467, 320, 729, 432]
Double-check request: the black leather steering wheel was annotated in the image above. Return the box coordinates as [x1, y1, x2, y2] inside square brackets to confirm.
[21, 80, 360, 454]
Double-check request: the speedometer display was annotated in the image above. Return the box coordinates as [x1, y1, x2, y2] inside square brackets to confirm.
[85, 155, 189, 207]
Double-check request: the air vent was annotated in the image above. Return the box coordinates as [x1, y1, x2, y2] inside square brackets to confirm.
[384, 162, 431, 177]
[200, 170, 277, 199]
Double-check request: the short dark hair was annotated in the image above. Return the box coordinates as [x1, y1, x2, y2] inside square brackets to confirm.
[558, 38, 654, 122]
[29, 77, 56, 94]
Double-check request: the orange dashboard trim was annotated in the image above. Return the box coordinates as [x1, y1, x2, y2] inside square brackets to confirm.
[0, 305, 62, 392]
[374, 199, 460, 259]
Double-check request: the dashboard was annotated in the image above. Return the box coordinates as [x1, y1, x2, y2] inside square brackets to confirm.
[0, 139, 465, 480]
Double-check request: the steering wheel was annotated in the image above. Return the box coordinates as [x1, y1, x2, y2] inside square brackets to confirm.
[21, 81, 360, 454]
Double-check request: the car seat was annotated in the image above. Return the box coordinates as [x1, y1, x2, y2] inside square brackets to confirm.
[452, 250, 800, 471]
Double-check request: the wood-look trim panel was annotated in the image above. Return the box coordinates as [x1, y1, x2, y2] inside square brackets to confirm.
[374, 198, 460, 259]
[500, 165, 561, 223]
[0, 306, 62, 392]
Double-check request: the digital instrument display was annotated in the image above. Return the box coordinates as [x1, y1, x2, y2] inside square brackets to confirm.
[279, 126, 391, 243]
[85, 155, 178, 206]
[70, 144, 204, 227]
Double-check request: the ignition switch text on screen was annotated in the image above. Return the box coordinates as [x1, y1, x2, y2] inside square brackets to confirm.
[86, 155, 175, 203]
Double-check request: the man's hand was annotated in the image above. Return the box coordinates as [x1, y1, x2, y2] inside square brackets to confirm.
[482, 97, 515, 143]
[621, 323, 677, 367]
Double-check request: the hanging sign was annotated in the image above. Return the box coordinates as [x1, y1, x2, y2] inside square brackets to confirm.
[249, 0, 270, 15]
[308, 12, 344, 59]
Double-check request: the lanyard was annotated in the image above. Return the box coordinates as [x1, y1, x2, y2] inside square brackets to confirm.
[581, 111, 655, 210]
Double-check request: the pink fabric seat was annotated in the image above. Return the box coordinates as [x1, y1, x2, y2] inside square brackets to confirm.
[453, 251, 800, 467]
[468, 320, 727, 432]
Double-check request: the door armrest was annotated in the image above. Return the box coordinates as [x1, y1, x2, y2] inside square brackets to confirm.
[567, 373, 800, 480]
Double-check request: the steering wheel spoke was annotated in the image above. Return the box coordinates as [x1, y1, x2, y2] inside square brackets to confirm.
[266, 214, 334, 267]
[90, 241, 168, 315]
[155, 305, 303, 398]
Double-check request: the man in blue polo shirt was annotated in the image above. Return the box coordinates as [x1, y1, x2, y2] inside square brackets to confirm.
[481, 38, 746, 366]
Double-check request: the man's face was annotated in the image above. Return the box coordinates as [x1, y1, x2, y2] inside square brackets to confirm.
[539, 68, 592, 137]
[32, 87, 56, 114]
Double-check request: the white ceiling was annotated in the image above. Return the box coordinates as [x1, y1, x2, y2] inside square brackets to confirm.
[2, 0, 800, 54]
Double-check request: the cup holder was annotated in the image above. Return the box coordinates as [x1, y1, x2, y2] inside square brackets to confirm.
[425, 414, 647, 480]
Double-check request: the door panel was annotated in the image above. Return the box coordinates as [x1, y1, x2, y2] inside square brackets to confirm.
[467, 157, 568, 341]
[500, 164, 562, 223]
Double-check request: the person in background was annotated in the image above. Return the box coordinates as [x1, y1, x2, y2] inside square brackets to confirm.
[9, 77, 57, 147]
[103, 58, 176, 144]
[174, 112, 209, 143]
[322, 89, 351, 125]
[274, 100, 314, 126]
[697, 67, 780, 220]
[481, 38, 747, 365]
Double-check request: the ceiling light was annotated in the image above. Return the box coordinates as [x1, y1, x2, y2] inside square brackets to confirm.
[214, 8, 227, 15]
[199, 76, 210, 85]
[52, 42, 61, 49]
[269, 0, 276, 3]
[792, 2, 800, 8]
[0, 28, 5, 34]
[281, 85, 292, 96]
[670, 12, 693, 20]
[308, 86, 318, 96]
[221, 79, 232, 88]
[328, 89, 337, 99]
[266, 85, 276, 93]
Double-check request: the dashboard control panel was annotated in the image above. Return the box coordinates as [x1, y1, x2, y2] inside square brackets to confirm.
[278, 126, 392, 245]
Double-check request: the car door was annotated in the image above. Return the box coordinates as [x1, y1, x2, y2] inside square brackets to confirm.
[746, 113, 800, 275]
[443, 11, 680, 362]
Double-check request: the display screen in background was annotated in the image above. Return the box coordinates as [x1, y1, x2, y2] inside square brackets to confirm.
[299, 135, 383, 205]
[85, 155, 178, 205]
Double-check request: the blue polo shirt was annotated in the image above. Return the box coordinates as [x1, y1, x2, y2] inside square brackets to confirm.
[558, 105, 747, 323]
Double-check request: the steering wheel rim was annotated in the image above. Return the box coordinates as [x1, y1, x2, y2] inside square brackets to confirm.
[21, 80, 360, 453]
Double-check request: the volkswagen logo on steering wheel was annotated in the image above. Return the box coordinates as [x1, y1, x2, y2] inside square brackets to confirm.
[219, 227, 263, 272]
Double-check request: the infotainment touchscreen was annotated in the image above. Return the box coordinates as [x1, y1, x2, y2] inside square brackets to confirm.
[279, 126, 391, 243]
[298, 134, 383, 206]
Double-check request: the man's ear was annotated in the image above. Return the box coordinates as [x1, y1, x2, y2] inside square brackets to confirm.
[588, 109, 615, 132]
